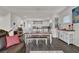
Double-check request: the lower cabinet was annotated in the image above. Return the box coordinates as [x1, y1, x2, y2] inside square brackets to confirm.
[58, 30, 74, 45]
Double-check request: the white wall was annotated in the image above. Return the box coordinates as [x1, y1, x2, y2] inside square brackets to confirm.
[73, 23, 79, 46]
[72, 7, 79, 47]
[0, 13, 11, 31]
[58, 7, 72, 30]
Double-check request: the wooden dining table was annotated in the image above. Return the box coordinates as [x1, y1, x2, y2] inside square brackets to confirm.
[24, 32, 52, 45]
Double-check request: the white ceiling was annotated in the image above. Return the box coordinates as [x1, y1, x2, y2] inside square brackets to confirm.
[0, 6, 68, 18]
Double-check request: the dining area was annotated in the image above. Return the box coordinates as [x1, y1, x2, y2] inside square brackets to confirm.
[23, 19, 53, 51]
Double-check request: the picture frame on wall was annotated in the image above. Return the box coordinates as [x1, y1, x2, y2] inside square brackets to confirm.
[72, 6, 79, 23]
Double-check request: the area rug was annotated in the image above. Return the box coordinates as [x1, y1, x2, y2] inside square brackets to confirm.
[30, 50, 64, 53]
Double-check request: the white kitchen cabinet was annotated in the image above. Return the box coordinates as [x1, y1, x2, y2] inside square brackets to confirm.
[58, 30, 74, 44]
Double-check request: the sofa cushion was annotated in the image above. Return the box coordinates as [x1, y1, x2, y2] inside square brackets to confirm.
[6, 43, 25, 53]
[0, 37, 6, 50]
[0, 42, 26, 53]
[6, 34, 20, 48]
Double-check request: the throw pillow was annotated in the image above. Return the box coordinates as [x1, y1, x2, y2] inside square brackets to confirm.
[6, 34, 20, 48]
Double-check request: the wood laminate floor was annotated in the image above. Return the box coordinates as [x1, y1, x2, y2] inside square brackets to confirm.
[27, 38, 79, 53]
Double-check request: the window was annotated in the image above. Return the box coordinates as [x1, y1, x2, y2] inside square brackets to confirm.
[63, 15, 71, 23]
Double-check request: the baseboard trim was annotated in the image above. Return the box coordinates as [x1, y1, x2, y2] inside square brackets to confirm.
[69, 44, 79, 50]
[58, 39, 69, 44]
